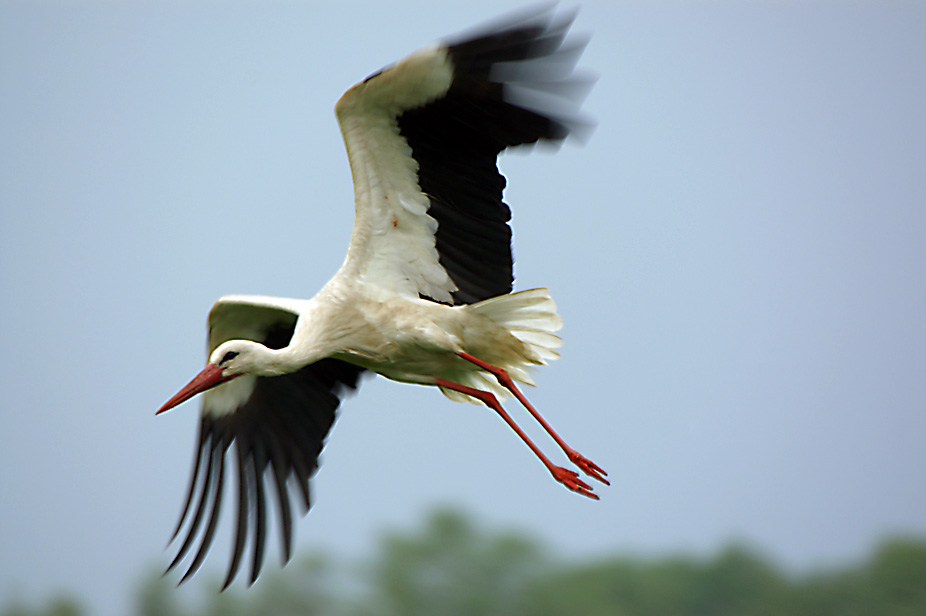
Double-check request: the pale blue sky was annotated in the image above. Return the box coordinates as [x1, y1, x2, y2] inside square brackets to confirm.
[1, 1, 924, 614]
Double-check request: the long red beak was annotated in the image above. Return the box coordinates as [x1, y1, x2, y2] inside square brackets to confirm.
[156, 363, 233, 415]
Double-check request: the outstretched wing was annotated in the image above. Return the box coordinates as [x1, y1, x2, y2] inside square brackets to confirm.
[165, 297, 365, 587]
[335, 7, 590, 305]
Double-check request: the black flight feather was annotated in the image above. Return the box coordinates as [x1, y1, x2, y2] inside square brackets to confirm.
[397, 7, 590, 305]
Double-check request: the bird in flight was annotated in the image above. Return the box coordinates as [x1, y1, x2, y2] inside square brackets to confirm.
[157, 6, 607, 588]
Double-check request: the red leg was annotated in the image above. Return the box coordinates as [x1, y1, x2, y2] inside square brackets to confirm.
[434, 377, 597, 500]
[456, 352, 609, 485]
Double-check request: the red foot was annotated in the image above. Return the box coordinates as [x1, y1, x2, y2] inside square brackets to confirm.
[551, 466, 598, 500]
[567, 450, 610, 486]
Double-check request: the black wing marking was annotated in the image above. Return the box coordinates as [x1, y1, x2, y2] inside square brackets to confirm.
[399, 8, 591, 305]
[166, 358, 365, 587]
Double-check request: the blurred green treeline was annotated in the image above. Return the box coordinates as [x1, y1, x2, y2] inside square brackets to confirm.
[4, 509, 925, 616]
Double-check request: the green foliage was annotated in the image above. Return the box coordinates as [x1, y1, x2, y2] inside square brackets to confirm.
[0, 595, 85, 616]
[3, 512, 925, 616]
[364, 510, 547, 616]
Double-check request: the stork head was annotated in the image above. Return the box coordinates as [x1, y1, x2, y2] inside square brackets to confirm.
[209, 339, 275, 377]
[156, 339, 274, 415]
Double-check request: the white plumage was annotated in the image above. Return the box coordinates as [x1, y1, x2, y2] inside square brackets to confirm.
[157, 6, 606, 588]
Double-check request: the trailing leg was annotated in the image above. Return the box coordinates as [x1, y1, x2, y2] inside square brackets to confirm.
[434, 377, 597, 499]
[456, 352, 609, 485]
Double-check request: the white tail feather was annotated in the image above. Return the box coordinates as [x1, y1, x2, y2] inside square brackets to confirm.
[440, 288, 563, 403]
[470, 288, 563, 363]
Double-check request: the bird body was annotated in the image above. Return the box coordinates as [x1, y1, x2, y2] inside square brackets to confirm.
[200, 285, 561, 409]
[158, 7, 607, 587]
[324, 286, 562, 394]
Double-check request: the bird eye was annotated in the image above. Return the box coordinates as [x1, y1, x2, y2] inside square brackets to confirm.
[220, 350, 239, 365]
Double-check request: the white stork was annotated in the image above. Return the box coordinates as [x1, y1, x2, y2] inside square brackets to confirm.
[157, 7, 607, 587]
